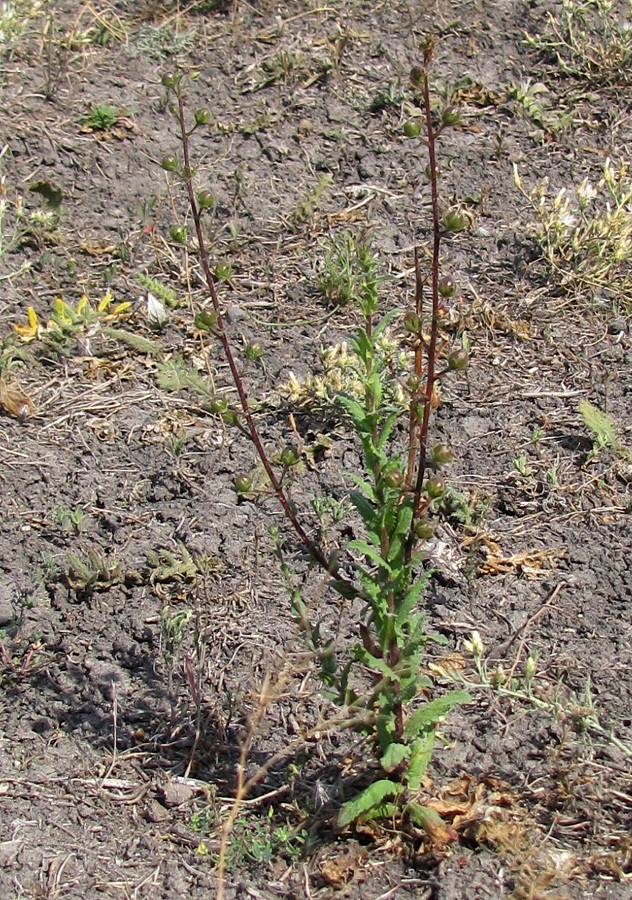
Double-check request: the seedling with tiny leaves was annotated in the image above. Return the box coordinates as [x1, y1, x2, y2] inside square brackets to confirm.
[80, 104, 121, 132]
[161, 42, 470, 848]
[578, 400, 632, 462]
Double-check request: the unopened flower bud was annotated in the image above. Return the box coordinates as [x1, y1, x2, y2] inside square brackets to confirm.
[170, 225, 187, 244]
[441, 107, 461, 126]
[443, 211, 468, 233]
[464, 630, 484, 658]
[404, 120, 422, 138]
[194, 108, 211, 126]
[525, 656, 537, 680]
[426, 476, 445, 499]
[404, 311, 421, 333]
[447, 349, 468, 371]
[438, 275, 456, 297]
[161, 155, 179, 172]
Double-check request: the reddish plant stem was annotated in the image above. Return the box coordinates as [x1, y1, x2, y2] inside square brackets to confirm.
[412, 67, 442, 523]
[176, 87, 331, 574]
[405, 247, 425, 487]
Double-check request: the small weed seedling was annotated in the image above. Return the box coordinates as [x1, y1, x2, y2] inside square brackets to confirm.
[66, 548, 121, 594]
[80, 104, 121, 132]
[578, 399, 632, 462]
[318, 230, 377, 306]
[161, 39, 471, 888]
[53, 505, 87, 534]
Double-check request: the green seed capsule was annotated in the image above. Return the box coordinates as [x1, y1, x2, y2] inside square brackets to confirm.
[404, 120, 422, 138]
[280, 448, 299, 467]
[194, 310, 218, 332]
[414, 519, 434, 540]
[384, 471, 404, 489]
[426, 476, 445, 499]
[161, 155, 179, 172]
[410, 66, 424, 88]
[447, 349, 468, 371]
[208, 397, 228, 415]
[235, 475, 252, 494]
[404, 311, 422, 333]
[441, 107, 461, 126]
[244, 341, 264, 361]
[438, 275, 456, 297]
[170, 225, 187, 244]
[194, 108, 211, 126]
[197, 190, 215, 209]
[443, 211, 467, 233]
[431, 444, 454, 465]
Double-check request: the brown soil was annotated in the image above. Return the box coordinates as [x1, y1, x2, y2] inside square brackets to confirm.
[0, 1, 630, 898]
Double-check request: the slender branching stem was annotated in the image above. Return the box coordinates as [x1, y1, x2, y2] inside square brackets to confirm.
[175, 86, 331, 574]
[412, 62, 442, 523]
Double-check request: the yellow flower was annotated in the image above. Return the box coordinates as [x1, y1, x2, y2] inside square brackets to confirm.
[12, 306, 40, 342]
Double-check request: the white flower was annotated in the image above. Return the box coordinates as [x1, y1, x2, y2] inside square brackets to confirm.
[146, 292, 167, 330]
[464, 630, 484, 659]
[576, 177, 598, 207]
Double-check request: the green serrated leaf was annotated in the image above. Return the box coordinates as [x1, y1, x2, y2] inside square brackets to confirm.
[372, 307, 404, 340]
[360, 802, 398, 823]
[349, 490, 376, 527]
[330, 578, 357, 600]
[338, 779, 403, 828]
[336, 394, 367, 428]
[369, 371, 382, 409]
[349, 539, 392, 572]
[404, 691, 471, 739]
[347, 474, 377, 502]
[395, 576, 430, 628]
[101, 327, 162, 357]
[380, 742, 410, 773]
[388, 505, 413, 564]
[349, 328, 373, 363]
[359, 652, 399, 682]
[376, 409, 400, 450]
[407, 800, 450, 836]
[406, 733, 434, 789]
